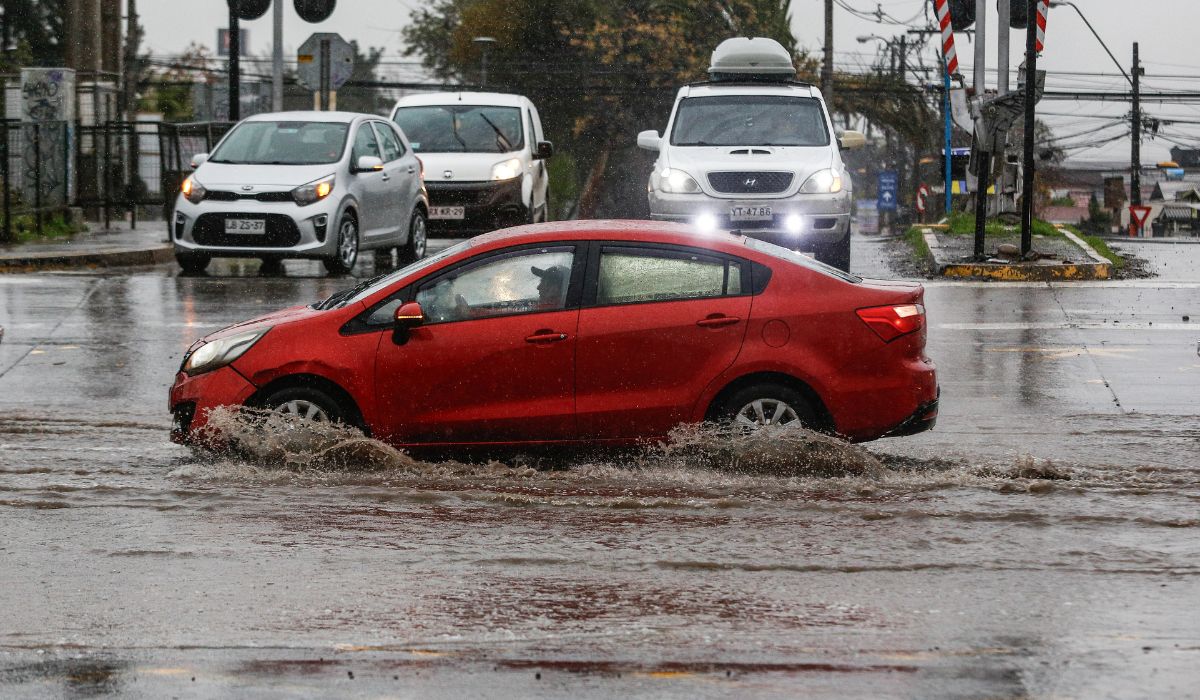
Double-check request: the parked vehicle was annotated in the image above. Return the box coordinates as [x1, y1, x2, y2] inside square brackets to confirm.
[170, 220, 938, 449]
[638, 37, 866, 271]
[172, 111, 429, 275]
[391, 92, 553, 237]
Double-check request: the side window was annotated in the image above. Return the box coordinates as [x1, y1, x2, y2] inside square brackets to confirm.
[596, 247, 740, 305]
[526, 110, 536, 151]
[351, 123, 381, 162]
[415, 247, 575, 323]
[373, 122, 405, 162]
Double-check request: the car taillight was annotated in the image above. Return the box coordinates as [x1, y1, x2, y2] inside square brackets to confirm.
[856, 304, 925, 342]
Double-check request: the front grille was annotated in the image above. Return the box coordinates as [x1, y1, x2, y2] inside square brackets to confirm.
[206, 190, 293, 203]
[192, 213, 302, 247]
[426, 179, 522, 206]
[708, 171, 794, 194]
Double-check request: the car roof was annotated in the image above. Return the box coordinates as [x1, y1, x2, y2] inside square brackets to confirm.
[393, 92, 529, 109]
[469, 220, 751, 255]
[242, 111, 375, 124]
[679, 83, 820, 100]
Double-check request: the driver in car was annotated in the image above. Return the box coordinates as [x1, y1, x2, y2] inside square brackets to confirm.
[531, 265, 567, 311]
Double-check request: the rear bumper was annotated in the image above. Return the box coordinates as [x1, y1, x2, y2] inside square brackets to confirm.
[426, 178, 527, 236]
[883, 395, 939, 438]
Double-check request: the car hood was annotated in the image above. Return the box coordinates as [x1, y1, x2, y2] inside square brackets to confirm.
[662, 146, 835, 190]
[200, 304, 324, 345]
[194, 162, 340, 189]
[416, 152, 521, 182]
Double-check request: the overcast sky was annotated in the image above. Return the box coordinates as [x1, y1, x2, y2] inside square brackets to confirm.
[141, 0, 1200, 165]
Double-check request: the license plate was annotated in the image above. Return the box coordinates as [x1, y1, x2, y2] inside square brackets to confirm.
[429, 206, 465, 220]
[225, 218, 265, 234]
[729, 206, 773, 221]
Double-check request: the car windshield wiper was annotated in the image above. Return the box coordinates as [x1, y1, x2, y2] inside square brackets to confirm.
[318, 271, 392, 310]
[478, 113, 513, 151]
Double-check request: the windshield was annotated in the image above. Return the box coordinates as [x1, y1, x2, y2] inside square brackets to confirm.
[210, 121, 349, 165]
[394, 105, 524, 153]
[743, 237, 861, 283]
[670, 95, 829, 147]
[318, 240, 475, 310]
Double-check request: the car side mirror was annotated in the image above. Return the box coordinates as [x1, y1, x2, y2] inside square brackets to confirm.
[637, 130, 662, 152]
[191, 153, 209, 168]
[356, 155, 384, 173]
[534, 140, 554, 160]
[392, 301, 424, 345]
[838, 130, 866, 151]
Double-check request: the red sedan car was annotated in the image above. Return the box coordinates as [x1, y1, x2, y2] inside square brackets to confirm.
[170, 221, 937, 447]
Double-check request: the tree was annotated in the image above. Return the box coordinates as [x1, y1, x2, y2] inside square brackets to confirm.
[332, 42, 391, 115]
[3, 0, 66, 68]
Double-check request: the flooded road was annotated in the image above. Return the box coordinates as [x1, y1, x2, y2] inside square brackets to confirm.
[1, 237, 1199, 697]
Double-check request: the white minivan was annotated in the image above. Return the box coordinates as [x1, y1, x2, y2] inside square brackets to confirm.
[638, 38, 865, 271]
[391, 92, 553, 237]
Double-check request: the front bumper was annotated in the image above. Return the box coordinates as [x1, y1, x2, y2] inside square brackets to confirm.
[172, 194, 341, 259]
[169, 365, 258, 444]
[648, 189, 852, 248]
[425, 178, 526, 237]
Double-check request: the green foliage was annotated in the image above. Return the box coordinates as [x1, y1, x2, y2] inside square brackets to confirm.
[903, 225, 932, 263]
[2, 0, 66, 68]
[545, 151, 579, 220]
[8, 212, 86, 243]
[334, 42, 392, 115]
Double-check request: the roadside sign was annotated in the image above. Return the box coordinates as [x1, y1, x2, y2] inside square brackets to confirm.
[915, 183, 930, 214]
[297, 32, 355, 92]
[878, 171, 898, 212]
[1129, 205, 1152, 237]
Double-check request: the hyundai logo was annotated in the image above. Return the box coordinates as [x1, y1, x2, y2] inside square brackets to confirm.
[241, 185, 254, 191]
[443, 170, 454, 179]
[744, 178, 757, 187]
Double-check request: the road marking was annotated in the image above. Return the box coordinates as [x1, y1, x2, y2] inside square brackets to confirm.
[938, 322, 1196, 331]
[984, 346, 1139, 360]
[924, 280, 1200, 289]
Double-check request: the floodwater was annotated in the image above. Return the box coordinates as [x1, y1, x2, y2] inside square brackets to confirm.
[1, 239, 1199, 697]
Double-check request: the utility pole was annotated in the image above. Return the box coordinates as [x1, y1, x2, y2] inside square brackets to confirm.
[228, 1, 240, 121]
[998, 0, 1010, 95]
[272, 0, 283, 111]
[122, 0, 138, 119]
[972, 0, 988, 257]
[1019, 0, 1038, 254]
[1131, 42, 1141, 208]
[822, 0, 834, 103]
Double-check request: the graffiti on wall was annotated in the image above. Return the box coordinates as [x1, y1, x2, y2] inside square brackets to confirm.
[19, 68, 75, 208]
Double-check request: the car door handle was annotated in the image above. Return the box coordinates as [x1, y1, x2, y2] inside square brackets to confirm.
[380, 173, 390, 181]
[406, 166, 415, 174]
[525, 330, 569, 344]
[696, 315, 741, 328]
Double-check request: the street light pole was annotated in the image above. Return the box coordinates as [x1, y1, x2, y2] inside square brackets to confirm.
[272, 0, 283, 111]
[228, 1, 240, 121]
[1020, 0, 1038, 254]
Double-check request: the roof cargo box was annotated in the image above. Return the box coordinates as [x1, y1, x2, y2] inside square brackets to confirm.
[708, 37, 795, 81]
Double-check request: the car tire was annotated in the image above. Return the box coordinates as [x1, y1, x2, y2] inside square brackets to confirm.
[813, 235, 851, 272]
[397, 208, 428, 266]
[714, 383, 818, 434]
[259, 385, 347, 425]
[323, 213, 359, 275]
[176, 252, 210, 275]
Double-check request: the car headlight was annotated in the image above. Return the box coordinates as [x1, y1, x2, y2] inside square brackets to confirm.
[183, 328, 269, 376]
[292, 174, 336, 206]
[657, 168, 702, 194]
[490, 158, 523, 181]
[181, 176, 207, 204]
[800, 169, 843, 194]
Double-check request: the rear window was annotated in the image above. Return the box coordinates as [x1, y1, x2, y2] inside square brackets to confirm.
[743, 238, 861, 283]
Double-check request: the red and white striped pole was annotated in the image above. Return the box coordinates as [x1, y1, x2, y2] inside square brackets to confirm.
[933, 0, 959, 77]
[1035, 0, 1050, 53]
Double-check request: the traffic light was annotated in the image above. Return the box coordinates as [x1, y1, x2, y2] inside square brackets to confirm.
[229, 0, 271, 21]
[1006, 0, 1029, 29]
[294, 0, 337, 23]
[948, 0, 976, 31]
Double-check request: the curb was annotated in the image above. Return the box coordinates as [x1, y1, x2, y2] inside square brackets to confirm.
[0, 245, 173, 272]
[923, 228, 1111, 281]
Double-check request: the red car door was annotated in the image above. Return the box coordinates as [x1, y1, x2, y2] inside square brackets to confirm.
[575, 245, 752, 440]
[373, 246, 580, 444]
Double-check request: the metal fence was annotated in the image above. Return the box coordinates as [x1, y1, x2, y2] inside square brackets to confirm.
[0, 119, 234, 242]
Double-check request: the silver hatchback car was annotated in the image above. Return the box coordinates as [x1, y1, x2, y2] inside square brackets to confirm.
[173, 111, 429, 274]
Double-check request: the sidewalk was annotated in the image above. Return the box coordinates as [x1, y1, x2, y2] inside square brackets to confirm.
[0, 220, 173, 271]
[919, 225, 1112, 281]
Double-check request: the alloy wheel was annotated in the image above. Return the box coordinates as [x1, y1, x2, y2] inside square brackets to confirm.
[734, 398, 801, 432]
[411, 214, 427, 259]
[338, 219, 358, 268]
[275, 399, 330, 423]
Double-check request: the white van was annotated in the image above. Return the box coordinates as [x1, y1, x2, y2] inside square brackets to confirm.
[637, 38, 865, 271]
[391, 92, 553, 237]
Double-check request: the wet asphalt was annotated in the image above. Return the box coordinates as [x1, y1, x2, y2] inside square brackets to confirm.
[0, 234, 1198, 698]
